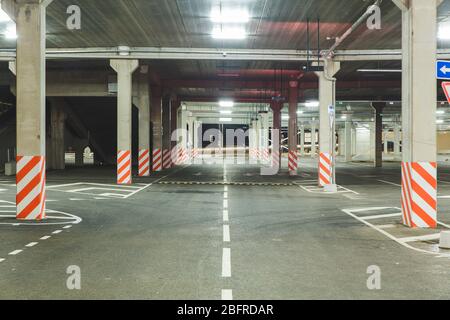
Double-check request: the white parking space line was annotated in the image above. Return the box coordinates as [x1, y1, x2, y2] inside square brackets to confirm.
[222, 248, 231, 277]
[223, 210, 229, 222]
[0, 258, 4, 263]
[223, 225, 230, 242]
[40, 236, 51, 240]
[52, 230, 62, 234]
[399, 234, 441, 243]
[25, 242, 38, 248]
[361, 213, 403, 220]
[221, 289, 233, 300]
[223, 199, 228, 209]
[377, 180, 401, 187]
[8, 250, 22, 256]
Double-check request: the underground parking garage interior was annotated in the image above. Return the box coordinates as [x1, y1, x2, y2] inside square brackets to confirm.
[3, 0, 450, 310]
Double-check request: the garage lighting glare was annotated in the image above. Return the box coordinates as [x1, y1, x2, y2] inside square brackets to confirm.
[305, 101, 319, 108]
[212, 26, 247, 40]
[438, 25, 450, 40]
[0, 8, 12, 22]
[220, 110, 232, 115]
[219, 100, 234, 108]
[282, 115, 289, 120]
[437, 119, 444, 124]
[4, 24, 16, 39]
[341, 115, 347, 120]
[219, 117, 233, 122]
[437, 110, 445, 115]
[297, 110, 304, 115]
[210, 8, 249, 24]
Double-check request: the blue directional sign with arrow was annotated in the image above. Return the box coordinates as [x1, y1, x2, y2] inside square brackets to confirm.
[437, 60, 450, 80]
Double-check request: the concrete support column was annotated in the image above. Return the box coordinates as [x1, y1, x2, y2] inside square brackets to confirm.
[5, 0, 53, 220]
[288, 81, 299, 175]
[254, 119, 261, 162]
[110, 59, 139, 184]
[344, 112, 353, 162]
[150, 86, 163, 172]
[299, 123, 305, 156]
[137, 66, 150, 176]
[310, 121, 317, 157]
[394, 121, 401, 157]
[352, 127, 357, 156]
[48, 102, 66, 170]
[384, 130, 389, 154]
[396, 0, 439, 228]
[193, 120, 202, 161]
[270, 103, 282, 169]
[372, 102, 385, 168]
[170, 99, 180, 149]
[162, 94, 172, 169]
[316, 60, 340, 187]
[259, 112, 270, 163]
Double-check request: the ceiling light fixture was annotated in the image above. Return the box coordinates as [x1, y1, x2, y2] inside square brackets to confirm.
[210, 8, 249, 24]
[212, 26, 247, 40]
[305, 101, 319, 108]
[219, 117, 233, 122]
[219, 100, 234, 108]
[220, 110, 233, 115]
[4, 24, 16, 39]
[438, 25, 450, 40]
[437, 110, 445, 114]
[357, 69, 401, 73]
[437, 119, 444, 124]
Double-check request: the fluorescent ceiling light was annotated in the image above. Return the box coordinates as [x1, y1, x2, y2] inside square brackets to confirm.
[212, 26, 246, 40]
[0, 8, 12, 22]
[4, 24, 16, 39]
[210, 8, 249, 23]
[437, 110, 445, 114]
[297, 110, 304, 115]
[305, 101, 319, 108]
[219, 117, 233, 122]
[439, 25, 450, 40]
[220, 110, 232, 114]
[341, 115, 347, 120]
[437, 119, 444, 124]
[357, 69, 401, 73]
[282, 115, 289, 120]
[219, 100, 234, 108]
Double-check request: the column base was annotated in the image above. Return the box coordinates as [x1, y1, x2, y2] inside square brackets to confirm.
[16, 156, 46, 220]
[138, 149, 150, 177]
[117, 150, 132, 184]
[288, 150, 298, 176]
[152, 148, 162, 172]
[401, 162, 437, 228]
[319, 152, 332, 187]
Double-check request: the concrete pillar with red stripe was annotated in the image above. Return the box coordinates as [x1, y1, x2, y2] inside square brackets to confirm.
[111, 59, 139, 184]
[395, 0, 439, 228]
[137, 66, 150, 176]
[162, 95, 172, 169]
[5, 0, 53, 220]
[270, 101, 283, 171]
[151, 86, 163, 172]
[288, 81, 299, 176]
[315, 60, 340, 187]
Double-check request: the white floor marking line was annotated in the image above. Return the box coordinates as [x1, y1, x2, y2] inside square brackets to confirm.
[223, 225, 230, 242]
[438, 195, 450, 199]
[52, 230, 62, 234]
[8, 250, 22, 256]
[222, 248, 231, 277]
[398, 233, 441, 243]
[377, 179, 401, 187]
[0, 258, 4, 263]
[376, 224, 397, 229]
[224, 192, 228, 199]
[223, 210, 229, 222]
[342, 207, 447, 256]
[25, 242, 38, 248]
[63, 225, 72, 229]
[223, 199, 228, 209]
[224, 186, 228, 192]
[40, 236, 51, 240]
[221, 289, 233, 300]
[361, 213, 402, 221]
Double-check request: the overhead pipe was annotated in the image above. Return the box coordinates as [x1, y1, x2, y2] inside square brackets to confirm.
[323, 0, 381, 60]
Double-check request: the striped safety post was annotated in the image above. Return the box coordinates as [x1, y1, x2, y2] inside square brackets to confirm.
[319, 152, 332, 186]
[271, 150, 280, 168]
[163, 149, 172, 169]
[16, 156, 46, 220]
[152, 148, 162, 172]
[263, 149, 270, 164]
[138, 149, 150, 177]
[401, 162, 437, 228]
[288, 150, 299, 175]
[117, 150, 132, 185]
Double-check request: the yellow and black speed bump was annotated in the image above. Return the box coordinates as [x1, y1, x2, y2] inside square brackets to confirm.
[158, 181, 294, 186]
